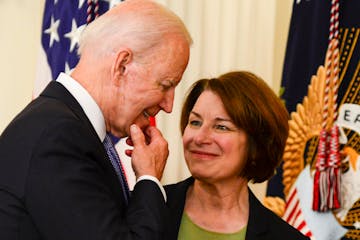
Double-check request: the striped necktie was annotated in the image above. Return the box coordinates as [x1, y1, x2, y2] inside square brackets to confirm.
[103, 134, 130, 204]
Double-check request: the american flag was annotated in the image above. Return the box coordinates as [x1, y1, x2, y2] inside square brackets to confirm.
[283, 186, 313, 239]
[35, 0, 137, 188]
[266, 1, 360, 239]
[36, 0, 121, 92]
[282, 166, 347, 240]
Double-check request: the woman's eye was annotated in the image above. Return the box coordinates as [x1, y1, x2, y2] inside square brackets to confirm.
[189, 120, 201, 127]
[215, 124, 229, 131]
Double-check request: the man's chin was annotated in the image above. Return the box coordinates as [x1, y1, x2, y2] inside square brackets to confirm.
[112, 131, 127, 139]
[133, 119, 150, 132]
[109, 126, 128, 138]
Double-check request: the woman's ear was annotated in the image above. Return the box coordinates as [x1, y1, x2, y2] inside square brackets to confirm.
[111, 49, 132, 86]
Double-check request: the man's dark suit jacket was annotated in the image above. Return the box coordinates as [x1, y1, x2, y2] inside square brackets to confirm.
[164, 177, 310, 240]
[0, 81, 166, 239]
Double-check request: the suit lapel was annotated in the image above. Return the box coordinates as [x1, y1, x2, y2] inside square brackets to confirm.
[40, 81, 93, 130]
[39, 81, 126, 205]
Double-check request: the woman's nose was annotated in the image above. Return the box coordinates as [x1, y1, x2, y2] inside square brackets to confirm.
[193, 126, 212, 145]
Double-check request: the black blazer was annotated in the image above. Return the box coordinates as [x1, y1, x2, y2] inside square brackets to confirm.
[0, 81, 166, 240]
[164, 177, 310, 240]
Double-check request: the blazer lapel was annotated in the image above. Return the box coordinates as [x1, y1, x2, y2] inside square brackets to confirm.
[165, 177, 194, 239]
[245, 189, 270, 239]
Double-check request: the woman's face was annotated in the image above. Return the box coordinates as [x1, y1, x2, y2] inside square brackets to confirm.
[182, 90, 248, 183]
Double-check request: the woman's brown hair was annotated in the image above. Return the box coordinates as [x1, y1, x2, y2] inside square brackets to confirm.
[180, 71, 289, 183]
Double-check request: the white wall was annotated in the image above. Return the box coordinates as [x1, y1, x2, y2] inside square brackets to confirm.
[0, 0, 293, 200]
[0, 0, 44, 131]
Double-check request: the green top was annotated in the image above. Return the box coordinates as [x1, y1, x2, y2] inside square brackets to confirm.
[178, 212, 247, 240]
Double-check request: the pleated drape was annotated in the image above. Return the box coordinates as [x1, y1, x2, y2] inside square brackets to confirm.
[154, 0, 292, 200]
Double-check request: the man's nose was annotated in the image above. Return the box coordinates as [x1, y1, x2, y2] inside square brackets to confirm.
[160, 89, 175, 113]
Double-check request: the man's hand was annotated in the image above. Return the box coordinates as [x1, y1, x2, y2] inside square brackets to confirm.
[125, 124, 168, 180]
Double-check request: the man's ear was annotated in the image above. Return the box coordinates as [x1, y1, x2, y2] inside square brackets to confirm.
[112, 49, 132, 86]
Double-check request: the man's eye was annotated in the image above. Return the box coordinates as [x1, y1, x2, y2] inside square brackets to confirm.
[159, 81, 174, 91]
[161, 84, 172, 91]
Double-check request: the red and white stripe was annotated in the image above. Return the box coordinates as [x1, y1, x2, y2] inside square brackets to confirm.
[87, 0, 93, 24]
[283, 187, 314, 238]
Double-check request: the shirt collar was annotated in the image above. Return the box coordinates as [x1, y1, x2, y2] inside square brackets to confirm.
[56, 72, 106, 141]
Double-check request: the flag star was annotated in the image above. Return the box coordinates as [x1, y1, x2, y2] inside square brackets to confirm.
[354, 221, 360, 230]
[44, 16, 60, 48]
[64, 19, 86, 52]
[104, 0, 121, 9]
[78, 0, 86, 9]
[65, 62, 74, 75]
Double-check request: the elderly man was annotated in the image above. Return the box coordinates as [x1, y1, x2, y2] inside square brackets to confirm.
[0, 0, 192, 239]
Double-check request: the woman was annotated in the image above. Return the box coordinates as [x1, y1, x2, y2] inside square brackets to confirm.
[164, 71, 310, 239]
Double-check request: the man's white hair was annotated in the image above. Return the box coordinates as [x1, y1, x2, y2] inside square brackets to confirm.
[78, 0, 192, 61]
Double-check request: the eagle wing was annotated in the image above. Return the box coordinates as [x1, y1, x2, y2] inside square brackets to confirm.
[282, 39, 339, 196]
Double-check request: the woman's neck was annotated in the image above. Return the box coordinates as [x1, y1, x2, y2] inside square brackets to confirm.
[184, 177, 250, 233]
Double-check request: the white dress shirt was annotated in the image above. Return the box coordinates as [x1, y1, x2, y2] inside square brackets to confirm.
[56, 72, 166, 201]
